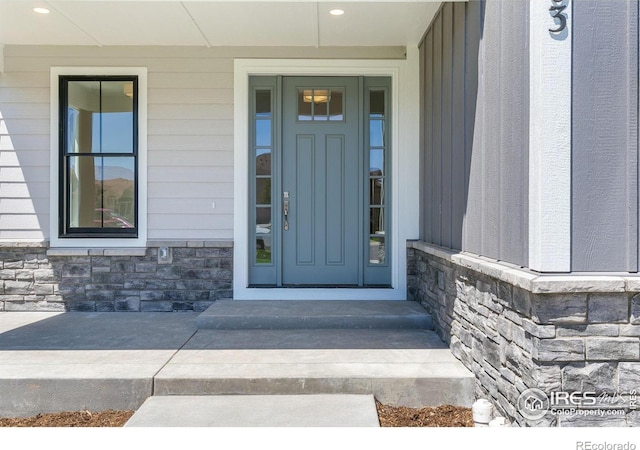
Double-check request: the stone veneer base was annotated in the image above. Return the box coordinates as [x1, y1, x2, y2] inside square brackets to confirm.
[0, 241, 233, 312]
[407, 240, 640, 427]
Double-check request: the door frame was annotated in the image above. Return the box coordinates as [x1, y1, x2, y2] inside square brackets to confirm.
[233, 54, 420, 300]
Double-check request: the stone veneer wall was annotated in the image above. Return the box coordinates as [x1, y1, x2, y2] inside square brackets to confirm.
[408, 241, 640, 427]
[0, 241, 232, 312]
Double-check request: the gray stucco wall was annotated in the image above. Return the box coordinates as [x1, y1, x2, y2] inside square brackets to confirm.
[572, 0, 639, 272]
[419, 0, 529, 268]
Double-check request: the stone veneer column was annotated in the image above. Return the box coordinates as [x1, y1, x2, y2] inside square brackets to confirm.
[408, 240, 640, 427]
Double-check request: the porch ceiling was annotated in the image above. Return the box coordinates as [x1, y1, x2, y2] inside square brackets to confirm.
[0, 0, 452, 48]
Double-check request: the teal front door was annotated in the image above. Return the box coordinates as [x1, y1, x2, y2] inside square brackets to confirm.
[281, 77, 360, 285]
[248, 75, 391, 287]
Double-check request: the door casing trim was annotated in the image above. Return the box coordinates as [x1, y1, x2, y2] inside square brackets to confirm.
[233, 54, 420, 300]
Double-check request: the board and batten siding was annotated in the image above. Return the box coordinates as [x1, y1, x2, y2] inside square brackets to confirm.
[572, 0, 640, 272]
[0, 45, 404, 242]
[419, 0, 529, 268]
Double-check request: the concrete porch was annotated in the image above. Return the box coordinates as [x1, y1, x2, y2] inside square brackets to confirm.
[0, 300, 474, 424]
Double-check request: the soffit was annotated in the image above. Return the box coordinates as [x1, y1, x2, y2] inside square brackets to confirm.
[0, 1, 450, 47]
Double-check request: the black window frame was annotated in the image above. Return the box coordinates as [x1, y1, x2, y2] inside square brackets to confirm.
[58, 75, 139, 238]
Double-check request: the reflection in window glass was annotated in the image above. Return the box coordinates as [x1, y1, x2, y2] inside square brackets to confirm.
[253, 87, 273, 265]
[62, 76, 138, 236]
[98, 112, 134, 153]
[329, 90, 343, 121]
[369, 237, 385, 264]
[368, 88, 387, 265]
[370, 120, 384, 147]
[256, 236, 272, 264]
[298, 91, 312, 121]
[370, 178, 384, 206]
[256, 120, 271, 147]
[67, 81, 134, 154]
[370, 207, 385, 235]
[256, 207, 271, 233]
[100, 81, 134, 153]
[255, 90, 271, 116]
[314, 96, 328, 120]
[256, 206, 272, 264]
[298, 88, 343, 121]
[370, 149, 384, 176]
[68, 156, 135, 229]
[66, 107, 80, 154]
[256, 178, 271, 205]
[256, 148, 271, 176]
[67, 81, 99, 154]
[370, 90, 385, 117]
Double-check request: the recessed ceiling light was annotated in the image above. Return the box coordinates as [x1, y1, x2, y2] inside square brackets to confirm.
[330, 9, 345, 16]
[33, 7, 50, 14]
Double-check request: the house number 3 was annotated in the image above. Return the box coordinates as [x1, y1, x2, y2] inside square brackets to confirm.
[549, 0, 568, 33]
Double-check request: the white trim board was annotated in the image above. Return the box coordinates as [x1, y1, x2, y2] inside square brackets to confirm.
[49, 66, 148, 248]
[233, 53, 421, 300]
[528, 1, 572, 272]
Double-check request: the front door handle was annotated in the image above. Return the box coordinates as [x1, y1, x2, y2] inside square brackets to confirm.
[283, 191, 289, 231]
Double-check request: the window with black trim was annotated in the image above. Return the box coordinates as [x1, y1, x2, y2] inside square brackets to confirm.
[59, 76, 138, 238]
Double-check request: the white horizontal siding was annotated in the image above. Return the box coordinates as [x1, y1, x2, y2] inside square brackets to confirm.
[148, 150, 233, 167]
[0, 103, 50, 120]
[148, 89, 233, 105]
[0, 182, 49, 198]
[0, 119, 50, 135]
[148, 182, 233, 199]
[1, 135, 50, 152]
[149, 72, 234, 89]
[0, 230, 48, 240]
[0, 150, 49, 166]
[0, 72, 50, 88]
[147, 119, 233, 136]
[148, 198, 233, 213]
[148, 104, 233, 120]
[149, 229, 232, 240]
[147, 135, 233, 151]
[2, 44, 404, 242]
[0, 214, 44, 229]
[148, 166, 233, 183]
[0, 167, 49, 183]
[148, 214, 233, 230]
[0, 198, 50, 214]
[0, 87, 50, 103]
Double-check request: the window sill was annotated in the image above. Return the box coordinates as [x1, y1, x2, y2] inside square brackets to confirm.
[47, 248, 147, 257]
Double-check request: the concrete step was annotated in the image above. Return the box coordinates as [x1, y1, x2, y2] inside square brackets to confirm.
[0, 312, 473, 419]
[154, 329, 474, 408]
[197, 300, 434, 330]
[125, 394, 380, 427]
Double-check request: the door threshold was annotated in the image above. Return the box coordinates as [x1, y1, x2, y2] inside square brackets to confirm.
[234, 287, 404, 301]
[248, 285, 391, 289]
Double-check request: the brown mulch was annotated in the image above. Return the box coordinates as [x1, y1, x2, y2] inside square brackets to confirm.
[376, 401, 474, 427]
[0, 410, 134, 427]
[0, 403, 473, 427]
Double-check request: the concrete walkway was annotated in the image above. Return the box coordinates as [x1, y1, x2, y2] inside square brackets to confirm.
[125, 394, 380, 427]
[0, 310, 474, 425]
